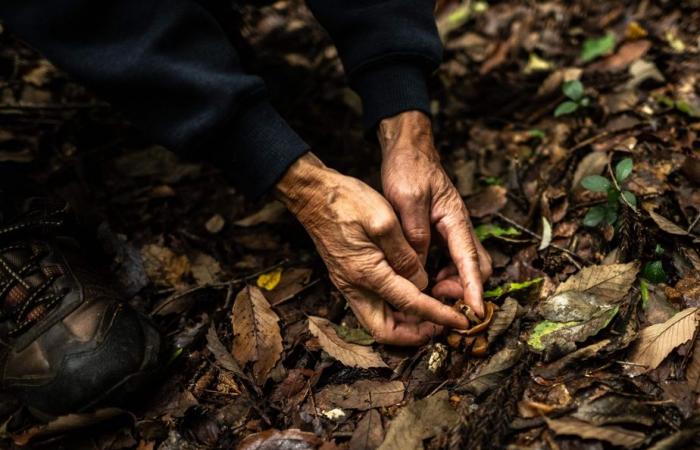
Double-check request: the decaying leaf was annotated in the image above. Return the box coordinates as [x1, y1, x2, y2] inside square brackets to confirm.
[626, 307, 699, 375]
[349, 409, 384, 450]
[487, 297, 519, 343]
[648, 210, 689, 236]
[10, 408, 127, 446]
[686, 339, 700, 393]
[465, 185, 507, 218]
[315, 380, 404, 411]
[534, 339, 611, 378]
[141, 243, 191, 288]
[457, 343, 523, 395]
[378, 390, 458, 450]
[572, 394, 654, 427]
[573, 151, 609, 188]
[237, 429, 321, 450]
[232, 286, 284, 384]
[206, 325, 245, 377]
[308, 316, 387, 369]
[190, 252, 222, 285]
[545, 417, 646, 448]
[263, 267, 314, 306]
[554, 262, 639, 302]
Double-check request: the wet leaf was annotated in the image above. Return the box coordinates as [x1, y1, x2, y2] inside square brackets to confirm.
[232, 286, 284, 384]
[349, 410, 384, 450]
[315, 380, 404, 411]
[581, 32, 616, 62]
[308, 316, 387, 369]
[545, 417, 646, 448]
[378, 390, 458, 450]
[457, 343, 523, 395]
[627, 307, 699, 375]
[581, 175, 611, 192]
[487, 297, 519, 343]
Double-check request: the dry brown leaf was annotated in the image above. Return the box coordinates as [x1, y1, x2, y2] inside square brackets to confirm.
[686, 339, 700, 393]
[308, 316, 387, 369]
[316, 380, 404, 411]
[349, 409, 384, 450]
[648, 210, 689, 236]
[487, 297, 519, 343]
[545, 417, 646, 448]
[592, 39, 651, 72]
[11, 408, 126, 446]
[190, 252, 222, 285]
[465, 185, 507, 218]
[554, 262, 639, 303]
[206, 325, 245, 378]
[378, 390, 458, 450]
[232, 286, 284, 384]
[234, 201, 287, 227]
[141, 243, 191, 288]
[572, 151, 609, 188]
[263, 267, 314, 306]
[627, 307, 699, 375]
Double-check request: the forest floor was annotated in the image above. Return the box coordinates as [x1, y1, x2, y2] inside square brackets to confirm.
[0, 0, 699, 449]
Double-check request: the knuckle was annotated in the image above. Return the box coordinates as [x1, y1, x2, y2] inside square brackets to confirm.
[369, 213, 396, 237]
[406, 228, 430, 246]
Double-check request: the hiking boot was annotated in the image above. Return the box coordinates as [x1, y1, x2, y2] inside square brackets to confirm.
[0, 197, 162, 419]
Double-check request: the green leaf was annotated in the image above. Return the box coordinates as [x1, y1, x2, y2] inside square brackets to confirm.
[475, 224, 521, 241]
[583, 206, 606, 227]
[621, 190, 637, 208]
[640, 279, 650, 309]
[528, 321, 575, 351]
[642, 261, 667, 284]
[615, 158, 634, 182]
[581, 175, 611, 192]
[528, 129, 546, 140]
[604, 206, 618, 225]
[562, 80, 584, 101]
[654, 244, 664, 255]
[554, 100, 579, 117]
[528, 306, 619, 352]
[580, 32, 616, 62]
[485, 278, 543, 299]
[482, 176, 502, 185]
[333, 324, 375, 346]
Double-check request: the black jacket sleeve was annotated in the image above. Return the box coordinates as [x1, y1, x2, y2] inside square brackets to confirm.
[306, 0, 443, 130]
[0, 0, 309, 197]
[0, 0, 442, 197]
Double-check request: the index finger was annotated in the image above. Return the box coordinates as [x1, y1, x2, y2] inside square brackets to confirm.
[369, 261, 469, 329]
[434, 210, 485, 317]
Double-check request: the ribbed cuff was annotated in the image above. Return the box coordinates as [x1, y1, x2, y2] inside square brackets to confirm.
[350, 61, 431, 131]
[221, 100, 309, 198]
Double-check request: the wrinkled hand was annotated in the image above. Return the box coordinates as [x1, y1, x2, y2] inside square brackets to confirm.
[378, 111, 492, 317]
[276, 153, 469, 345]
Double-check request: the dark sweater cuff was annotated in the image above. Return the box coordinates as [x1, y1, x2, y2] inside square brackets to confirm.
[222, 100, 309, 198]
[350, 62, 431, 131]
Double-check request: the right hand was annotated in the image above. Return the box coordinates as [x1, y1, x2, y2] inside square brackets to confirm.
[276, 153, 469, 345]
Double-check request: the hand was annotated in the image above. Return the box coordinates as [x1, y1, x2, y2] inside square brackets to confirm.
[378, 111, 492, 317]
[276, 153, 469, 345]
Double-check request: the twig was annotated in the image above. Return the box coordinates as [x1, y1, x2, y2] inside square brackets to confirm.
[496, 213, 590, 265]
[688, 212, 700, 234]
[607, 161, 640, 215]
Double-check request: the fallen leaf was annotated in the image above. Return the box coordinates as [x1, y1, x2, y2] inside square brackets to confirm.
[572, 394, 654, 427]
[539, 217, 552, 250]
[626, 59, 664, 90]
[538, 67, 582, 97]
[232, 286, 284, 384]
[592, 40, 651, 72]
[334, 324, 374, 345]
[465, 185, 507, 218]
[484, 278, 542, 298]
[237, 429, 321, 450]
[452, 159, 476, 196]
[141, 243, 191, 288]
[686, 340, 700, 393]
[573, 152, 609, 188]
[263, 267, 314, 306]
[234, 201, 287, 227]
[308, 316, 387, 369]
[487, 297, 519, 343]
[315, 380, 404, 411]
[11, 409, 126, 446]
[190, 252, 222, 285]
[349, 410, 384, 450]
[457, 343, 523, 395]
[378, 390, 458, 450]
[528, 306, 618, 353]
[206, 325, 245, 377]
[545, 417, 646, 448]
[648, 210, 689, 236]
[534, 339, 611, 378]
[257, 267, 283, 291]
[554, 262, 639, 303]
[205, 214, 225, 234]
[627, 307, 699, 375]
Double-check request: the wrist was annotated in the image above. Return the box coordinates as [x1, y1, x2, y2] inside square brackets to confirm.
[378, 111, 439, 161]
[274, 152, 330, 215]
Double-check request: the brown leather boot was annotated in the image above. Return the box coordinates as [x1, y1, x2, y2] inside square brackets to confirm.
[0, 197, 162, 419]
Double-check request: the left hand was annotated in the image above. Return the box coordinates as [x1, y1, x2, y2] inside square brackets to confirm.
[378, 111, 492, 317]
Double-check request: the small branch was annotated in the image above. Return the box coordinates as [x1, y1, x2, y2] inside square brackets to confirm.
[688, 212, 700, 234]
